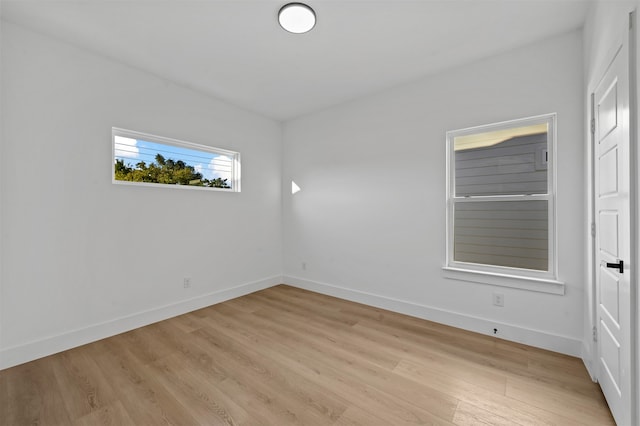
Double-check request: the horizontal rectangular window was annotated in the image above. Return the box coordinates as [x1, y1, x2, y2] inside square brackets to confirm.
[112, 128, 240, 192]
[445, 114, 559, 291]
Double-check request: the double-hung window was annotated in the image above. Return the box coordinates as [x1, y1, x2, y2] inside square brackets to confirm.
[445, 114, 562, 294]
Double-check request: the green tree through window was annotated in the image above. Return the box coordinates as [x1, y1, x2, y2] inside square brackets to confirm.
[114, 153, 230, 188]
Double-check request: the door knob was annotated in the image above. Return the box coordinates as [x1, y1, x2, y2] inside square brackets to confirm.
[606, 260, 624, 274]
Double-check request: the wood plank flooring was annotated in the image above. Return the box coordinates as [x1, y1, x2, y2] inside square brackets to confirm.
[0, 285, 615, 425]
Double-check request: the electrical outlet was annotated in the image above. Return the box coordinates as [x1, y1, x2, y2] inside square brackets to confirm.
[183, 277, 191, 289]
[492, 292, 504, 307]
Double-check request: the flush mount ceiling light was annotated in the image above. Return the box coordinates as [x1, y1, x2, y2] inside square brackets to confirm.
[278, 3, 316, 34]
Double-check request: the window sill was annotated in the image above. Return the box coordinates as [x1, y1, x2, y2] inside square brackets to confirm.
[442, 267, 565, 295]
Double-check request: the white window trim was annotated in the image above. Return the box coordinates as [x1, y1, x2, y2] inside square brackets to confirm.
[112, 128, 241, 192]
[444, 113, 564, 294]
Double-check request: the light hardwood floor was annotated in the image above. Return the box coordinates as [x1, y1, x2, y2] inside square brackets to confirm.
[0, 285, 614, 425]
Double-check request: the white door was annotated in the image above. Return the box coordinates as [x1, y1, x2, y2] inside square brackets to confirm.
[593, 38, 633, 426]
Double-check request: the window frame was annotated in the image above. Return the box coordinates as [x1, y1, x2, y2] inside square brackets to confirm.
[112, 128, 241, 192]
[443, 113, 563, 294]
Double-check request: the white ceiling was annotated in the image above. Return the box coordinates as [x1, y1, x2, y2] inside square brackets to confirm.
[1, 0, 590, 121]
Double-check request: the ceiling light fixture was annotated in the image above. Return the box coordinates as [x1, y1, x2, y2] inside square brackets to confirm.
[278, 3, 316, 34]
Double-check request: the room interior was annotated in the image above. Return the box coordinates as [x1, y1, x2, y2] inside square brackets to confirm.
[0, 0, 639, 424]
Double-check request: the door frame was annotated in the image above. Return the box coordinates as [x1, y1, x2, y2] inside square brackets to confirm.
[631, 10, 640, 426]
[587, 10, 638, 425]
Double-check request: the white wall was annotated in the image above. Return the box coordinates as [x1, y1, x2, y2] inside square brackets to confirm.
[283, 31, 585, 355]
[583, 1, 640, 421]
[0, 22, 283, 369]
[2, 7, 621, 373]
[0, 4, 4, 369]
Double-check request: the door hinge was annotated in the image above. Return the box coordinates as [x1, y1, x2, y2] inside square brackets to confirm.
[593, 326, 598, 342]
[591, 118, 596, 135]
[591, 222, 596, 238]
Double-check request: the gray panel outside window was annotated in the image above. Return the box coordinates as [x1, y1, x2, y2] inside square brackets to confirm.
[454, 200, 548, 271]
[455, 133, 548, 197]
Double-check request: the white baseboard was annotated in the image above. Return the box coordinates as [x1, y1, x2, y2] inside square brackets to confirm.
[0, 275, 282, 370]
[284, 275, 583, 357]
[3, 274, 585, 370]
